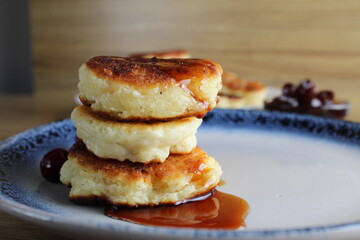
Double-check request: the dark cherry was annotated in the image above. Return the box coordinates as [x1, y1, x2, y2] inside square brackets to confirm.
[282, 83, 296, 97]
[306, 98, 323, 115]
[317, 91, 334, 105]
[302, 91, 317, 107]
[40, 148, 68, 183]
[265, 79, 348, 118]
[265, 96, 299, 112]
[299, 79, 316, 92]
[294, 79, 316, 103]
[310, 98, 322, 108]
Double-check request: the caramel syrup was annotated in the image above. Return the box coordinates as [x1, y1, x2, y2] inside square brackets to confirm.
[105, 190, 249, 230]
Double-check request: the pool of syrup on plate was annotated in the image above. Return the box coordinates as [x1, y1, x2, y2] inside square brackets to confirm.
[41, 148, 249, 230]
[105, 190, 249, 229]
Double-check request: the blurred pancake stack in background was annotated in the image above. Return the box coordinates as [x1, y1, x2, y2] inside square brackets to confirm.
[60, 56, 223, 207]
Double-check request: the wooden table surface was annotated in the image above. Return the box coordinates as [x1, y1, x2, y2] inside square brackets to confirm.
[0, 91, 359, 239]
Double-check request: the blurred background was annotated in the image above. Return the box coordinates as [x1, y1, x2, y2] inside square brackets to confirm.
[1, 1, 360, 239]
[1, 0, 360, 133]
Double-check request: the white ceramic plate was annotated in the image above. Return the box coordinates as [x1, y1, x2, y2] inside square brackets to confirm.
[1, 109, 360, 240]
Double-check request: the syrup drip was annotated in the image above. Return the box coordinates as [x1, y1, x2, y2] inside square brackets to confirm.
[178, 79, 193, 96]
[105, 190, 249, 230]
[177, 79, 211, 113]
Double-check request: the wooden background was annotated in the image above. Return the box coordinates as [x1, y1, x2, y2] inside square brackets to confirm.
[1, 1, 360, 239]
[31, 0, 360, 121]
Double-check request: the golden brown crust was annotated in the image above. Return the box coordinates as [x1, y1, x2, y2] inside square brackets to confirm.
[221, 71, 265, 93]
[129, 49, 190, 59]
[85, 56, 222, 87]
[69, 141, 211, 183]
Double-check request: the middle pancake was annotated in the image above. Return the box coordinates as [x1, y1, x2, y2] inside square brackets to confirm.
[71, 105, 202, 163]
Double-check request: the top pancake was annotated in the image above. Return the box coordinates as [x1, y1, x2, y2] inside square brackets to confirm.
[79, 56, 222, 121]
[84, 56, 220, 87]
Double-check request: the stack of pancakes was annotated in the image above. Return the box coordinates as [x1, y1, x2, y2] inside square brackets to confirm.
[60, 56, 223, 207]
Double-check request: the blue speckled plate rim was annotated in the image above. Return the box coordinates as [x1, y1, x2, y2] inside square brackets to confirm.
[1, 109, 360, 239]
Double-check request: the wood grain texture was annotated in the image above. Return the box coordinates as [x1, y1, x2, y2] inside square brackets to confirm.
[0, 211, 70, 240]
[30, 0, 360, 119]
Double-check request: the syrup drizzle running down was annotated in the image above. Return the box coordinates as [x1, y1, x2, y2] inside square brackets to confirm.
[177, 78, 211, 115]
[105, 190, 249, 230]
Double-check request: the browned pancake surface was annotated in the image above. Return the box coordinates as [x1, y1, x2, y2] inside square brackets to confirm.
[86, 56, 221, 87]
[69, 141, 212, 186]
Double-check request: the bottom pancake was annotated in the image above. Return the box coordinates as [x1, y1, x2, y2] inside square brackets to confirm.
[60, 141, 222, 207]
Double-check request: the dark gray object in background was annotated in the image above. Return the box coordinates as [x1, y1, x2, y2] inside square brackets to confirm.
[0, 0, 33, 93]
